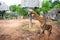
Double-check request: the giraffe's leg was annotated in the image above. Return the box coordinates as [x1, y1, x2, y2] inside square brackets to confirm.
[42, 30, 44, 34]
[48, 26, 52, 36]
[48, 27, 52, 40]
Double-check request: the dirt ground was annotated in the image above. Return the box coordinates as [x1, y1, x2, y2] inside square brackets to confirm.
[0, 19, 60, 40]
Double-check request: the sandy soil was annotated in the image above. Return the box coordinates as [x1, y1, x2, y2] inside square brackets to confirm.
[0, 19, 60, 40]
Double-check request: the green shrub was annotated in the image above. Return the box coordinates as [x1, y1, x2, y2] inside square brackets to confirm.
[57, 21, 60, 24]
[21, 26, 28, 30]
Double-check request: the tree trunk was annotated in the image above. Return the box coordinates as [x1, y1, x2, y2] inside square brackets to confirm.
[1, 11, 6, 19]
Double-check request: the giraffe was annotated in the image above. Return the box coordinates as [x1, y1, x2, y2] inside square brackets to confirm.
[28, 9, 52, 40]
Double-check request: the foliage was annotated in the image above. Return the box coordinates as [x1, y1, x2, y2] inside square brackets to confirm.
[41, 0, 52, 14]
[21, 26, 36, 30]
[16, 6, 28, 16]
[54, 4, 60, 8]
[16, 4, 23, 16]
[9, 4, 28, 16]
[9, 0, 60, 17]
[52, 0, 60, 8]
[34, 8, 41, 15]
[0, 11, 6, 19]
[5, 12, 18, 19]
[9, 5, 16, 12]
[21, 26, 28, 30]
[49, 0, 52, 3]
[0, 12, 2, 19]
[55, 21, 60, 24]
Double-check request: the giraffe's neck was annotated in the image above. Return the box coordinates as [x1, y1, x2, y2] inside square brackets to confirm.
[31, 10, 46, 25]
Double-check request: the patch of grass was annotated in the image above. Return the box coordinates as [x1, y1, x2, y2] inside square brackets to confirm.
[21, 26, 36, 31]
[31, 26, 37, 30]
[21, 26, 28, 30]
[55, 21, 60, 24]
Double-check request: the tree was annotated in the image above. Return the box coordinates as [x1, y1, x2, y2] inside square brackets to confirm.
[16, 4, 22, 16]
[22, 8, 28, 16]
[16, 4, 28, 16]
[9, 5, 16, 12]
[52, 0, 60, 8]
[9, 4, 28, 16]
[0, 2, 9, 19]
[41, 0, 52, 24]
[41, 0, 52, 17]
[34, 7, 41, 15]
[49, 0, 52, 3]
[54, 4, 60, 8]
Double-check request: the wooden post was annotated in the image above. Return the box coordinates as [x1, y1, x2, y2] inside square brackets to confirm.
[28, 10, 32, 28]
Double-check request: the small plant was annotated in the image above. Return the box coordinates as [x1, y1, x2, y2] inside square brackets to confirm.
[55, 21, 60, 24]
[31, 26, 37, 30]
[21, 26, 29, 30]
[21, 26, 37, 31]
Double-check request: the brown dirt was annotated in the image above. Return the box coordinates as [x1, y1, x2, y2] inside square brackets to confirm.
[0, 19, 60, 40]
